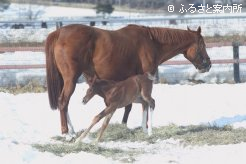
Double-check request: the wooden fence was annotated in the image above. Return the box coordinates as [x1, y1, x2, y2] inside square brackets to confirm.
[1, 42, 246, 83]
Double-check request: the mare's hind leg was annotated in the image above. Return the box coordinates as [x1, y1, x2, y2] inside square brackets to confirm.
[141, 96, 155, 136]
[58, 76, 77, 138]
[67, 111, 75, 135]
[122, 104, 132, 124]
[55, 46, 82, 139]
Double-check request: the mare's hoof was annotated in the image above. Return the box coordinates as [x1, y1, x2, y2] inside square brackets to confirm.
[62, 133, 76, 142]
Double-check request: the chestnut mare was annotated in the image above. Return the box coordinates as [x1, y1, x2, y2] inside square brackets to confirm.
[76, 73, 155, 142]
[45, 24, 211, 137]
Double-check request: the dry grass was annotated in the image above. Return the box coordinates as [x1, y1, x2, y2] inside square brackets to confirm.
[0, 80, 46, 94]
[33, 123, 246, 162]
[91, 123, 246, 145]
[33, 140, 140, 162]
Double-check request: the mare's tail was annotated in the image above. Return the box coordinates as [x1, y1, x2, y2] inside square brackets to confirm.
[45, 30, 63, 110]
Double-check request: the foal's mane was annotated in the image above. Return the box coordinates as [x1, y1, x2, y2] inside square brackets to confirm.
[92, 79, 117, 97]
[147, 27, 197, 44]
[95, 79, 116, 86]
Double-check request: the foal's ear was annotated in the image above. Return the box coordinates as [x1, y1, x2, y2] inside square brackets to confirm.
[197, 26, 201, 34]
[86, 75, 97, 86]
[91, 75, 97, 85]
[187, 26, 191, 31]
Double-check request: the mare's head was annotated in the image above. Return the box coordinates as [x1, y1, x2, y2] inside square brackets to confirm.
[183, 26, 211, 73]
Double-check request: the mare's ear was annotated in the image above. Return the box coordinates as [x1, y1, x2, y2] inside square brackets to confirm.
[197, 26, 201, 34]
[187, 26, 191, 31]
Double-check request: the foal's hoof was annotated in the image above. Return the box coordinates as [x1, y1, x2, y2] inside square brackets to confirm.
[143, 128, 148, 134]
[75, 138, 82, 144]
[82, 98, 88, 105]
[75, 132, 87, 143]
[92, 140, 99, 145]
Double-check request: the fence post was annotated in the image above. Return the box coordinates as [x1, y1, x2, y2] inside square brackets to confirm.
[56, 21, 63, 29]
[232, 41, 241, 83]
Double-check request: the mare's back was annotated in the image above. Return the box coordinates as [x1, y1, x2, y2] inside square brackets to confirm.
[92, 25, 148, 81]
[59, 24, 94, 40]
[56, 24, 97, 54]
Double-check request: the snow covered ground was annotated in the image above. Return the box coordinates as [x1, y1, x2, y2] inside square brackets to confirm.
[1, 83, 246, 164]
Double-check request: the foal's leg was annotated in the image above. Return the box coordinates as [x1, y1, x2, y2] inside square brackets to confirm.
[140, 79, 155, 110]
[141, 103, 148, 133]
[141, 84, 155, 135]
[76, 106, 116, 143]
[96, 111, 115, 142]
[144, 98, 154, 136]
[148, 107, 154, 136]
[122, 104, 132, 124]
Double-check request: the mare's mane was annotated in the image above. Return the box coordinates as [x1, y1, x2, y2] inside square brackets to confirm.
[147, 27, 198, 44]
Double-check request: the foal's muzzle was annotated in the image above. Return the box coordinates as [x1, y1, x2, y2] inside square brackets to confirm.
[82, 97, 88, 105]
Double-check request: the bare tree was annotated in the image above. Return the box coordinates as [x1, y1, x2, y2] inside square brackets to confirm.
[0, 0, 10, 12]
[26, 5, 44, 20]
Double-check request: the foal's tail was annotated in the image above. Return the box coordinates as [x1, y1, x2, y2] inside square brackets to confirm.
[45, 30, 63, 110]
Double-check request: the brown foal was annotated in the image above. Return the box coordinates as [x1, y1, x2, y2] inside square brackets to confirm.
[76, 73, 155, 143]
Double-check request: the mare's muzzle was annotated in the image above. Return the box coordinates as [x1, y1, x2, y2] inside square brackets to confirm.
[198, 58, 211, 73]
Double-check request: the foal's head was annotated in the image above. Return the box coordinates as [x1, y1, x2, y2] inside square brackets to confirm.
[83, 75, 115, 104]
[83, 75, 97, 104]
[184, 26, 211, 73]
[82, 87, 95, 104]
